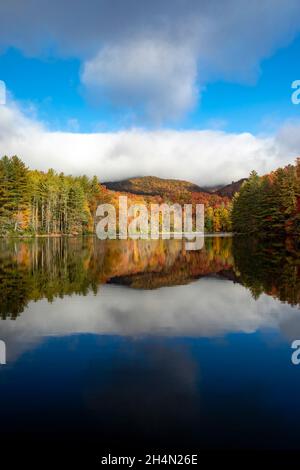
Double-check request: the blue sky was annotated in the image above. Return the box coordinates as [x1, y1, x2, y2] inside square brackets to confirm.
[190, 34, 300, 134]
[1, 35, 300, 134]
[1, 0, 300, 185]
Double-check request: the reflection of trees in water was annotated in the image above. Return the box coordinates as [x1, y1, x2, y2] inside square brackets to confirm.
[0, 238, 99, 319]
[107, 237, 234, 289]
[1, 235, 299, 319]
[0, 237, 233, 318]
[0, 247, 31, 319]
[232, 236, 300, 306]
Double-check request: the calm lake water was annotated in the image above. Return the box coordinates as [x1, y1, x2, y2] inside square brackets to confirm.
[0, 236, 300, 464]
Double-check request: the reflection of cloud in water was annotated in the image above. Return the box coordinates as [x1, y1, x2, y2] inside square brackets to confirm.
[0, 277, 299, 360]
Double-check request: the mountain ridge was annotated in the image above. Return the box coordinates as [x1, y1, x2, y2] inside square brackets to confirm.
[103, 175, 245, 198]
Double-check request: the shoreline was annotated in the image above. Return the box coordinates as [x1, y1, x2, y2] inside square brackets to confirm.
[0, 232, 235, 240]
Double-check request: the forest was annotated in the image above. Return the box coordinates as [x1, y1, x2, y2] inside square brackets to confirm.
[0, 155, 103, 236]
[0, 155, 232, 236]
[3, 154, 299, 237]
[232, 158, 300, 236]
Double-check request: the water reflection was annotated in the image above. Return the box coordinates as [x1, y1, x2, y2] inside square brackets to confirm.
[0, 236, 299, 360]
[1, 236, 300, 457]
[233, 237, 300, 306]
[1, 236, 300, 317]
[0, 236, 233, 318]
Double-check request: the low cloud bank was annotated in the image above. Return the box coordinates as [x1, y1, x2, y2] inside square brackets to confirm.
[0, 103, 298, 186]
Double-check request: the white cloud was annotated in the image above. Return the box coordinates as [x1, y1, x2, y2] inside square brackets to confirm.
[274, 119, 300, 155]
[82, 39, 197, 121]
[0, 102, 299, 185]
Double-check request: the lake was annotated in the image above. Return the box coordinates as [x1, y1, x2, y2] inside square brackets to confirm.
[0, 236, 300, 465]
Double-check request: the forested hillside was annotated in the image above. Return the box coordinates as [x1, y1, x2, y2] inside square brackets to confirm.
[2, 155, 300, 237]
[104, 175, 206, 196]
[104, 175, 232, 232]
[0, 156, 232, 236]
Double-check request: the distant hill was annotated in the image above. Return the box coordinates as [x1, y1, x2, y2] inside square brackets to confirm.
[103, 176, 208, 197]
[103, 175, 246, 199]
[214, 178, 247, 198]
[201, 184, 224, 193]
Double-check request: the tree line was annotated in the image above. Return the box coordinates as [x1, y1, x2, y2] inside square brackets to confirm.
[0, 155, 103, 236]
[232, 159, 300, 235]
[0, 155, 233, 236]
[5, 154, 299, 238]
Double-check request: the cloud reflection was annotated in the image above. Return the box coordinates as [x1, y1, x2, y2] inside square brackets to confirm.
[0, 277, 299, 360]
